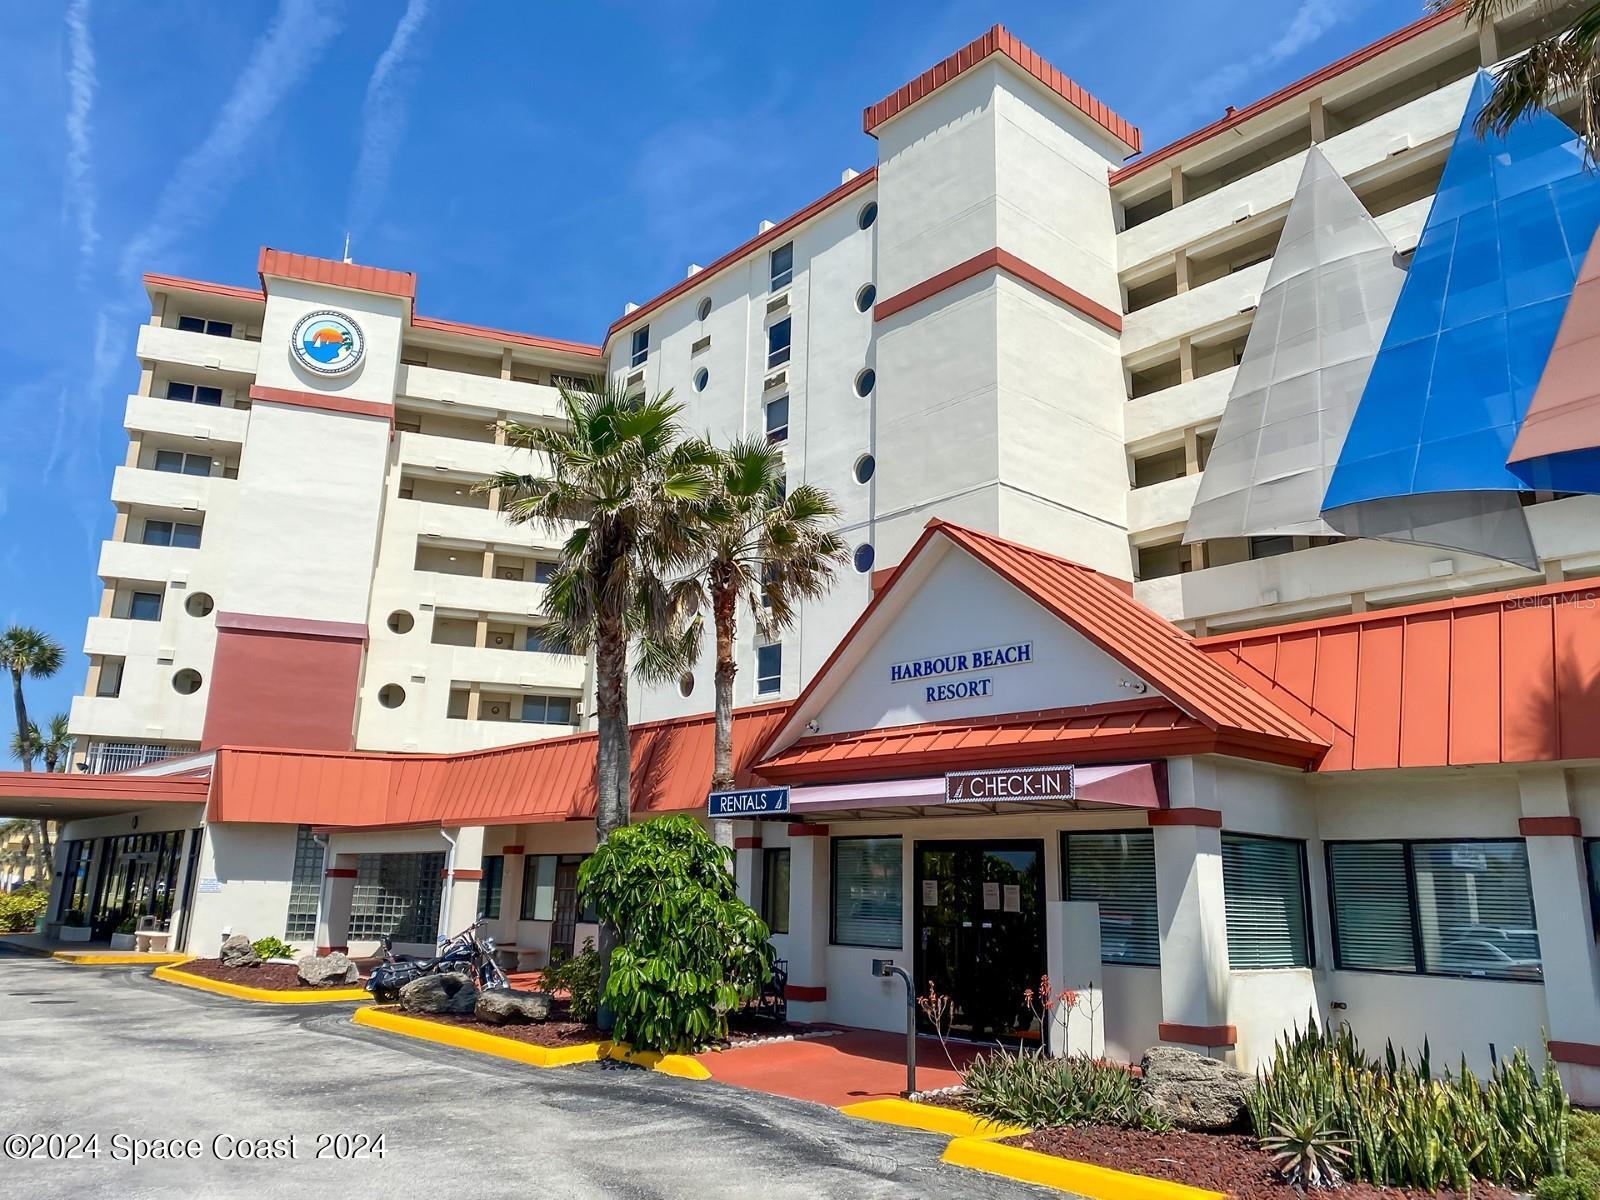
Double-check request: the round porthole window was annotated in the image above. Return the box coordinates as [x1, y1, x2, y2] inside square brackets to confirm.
[378, 684, 406, 709]
[185, 592, 214, 618]
[858, 201, 878, 230]
[855, 284, 876, 313]
[854, 368, 876, 398]
[172, 668, 203, 695]
[678, 673, 694, 698]
[853, 544, 876, 573]
[387, 610, 415, 634]
[853, 454, 876, 484]
[693, 367, 709, 393]
[697, 297, 712, 322]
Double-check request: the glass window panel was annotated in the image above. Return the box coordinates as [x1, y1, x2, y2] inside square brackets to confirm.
[181, 454, 212, 476]
[194, 385, 223, 406]
[521, 854, 557, 921]
[142, 520, 173, 546]
[129, 592, 162, 621]
[348, 852, 445, 942]
[770, 243, 793, 289]
[832, 837, 902, 948]
[283, 826, 324, 941]
[762, 847, 790, 935]
[177, 316, 205, 333]
[480, 855, 504, 920]
[765, 394, 789, 443]
[630, 326, 649, 367]
[171, 523, 202, 549]
[1222, 834, 1310, 969]
[166, 381, 195, 402]
[756, 643, 781, 694]
[767, 318, 791, 368]
[1412, 841, 1540, 979]
[1063, 831, 1159, 965]
[154, 450, 184, 473]
[1328, 842, 1417, 971]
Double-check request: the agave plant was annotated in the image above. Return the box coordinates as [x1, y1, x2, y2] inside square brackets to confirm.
[1262, 1108, 1351, 1189]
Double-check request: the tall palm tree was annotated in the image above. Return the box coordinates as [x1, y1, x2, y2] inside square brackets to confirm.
[668, 438, 846, 805]
[0, 626, 63, 774]
[483, 384, 718, 1017]
[8, 723, 39, 770]
[1451, 0, 1600, 161]
[36, 714, 73, 774]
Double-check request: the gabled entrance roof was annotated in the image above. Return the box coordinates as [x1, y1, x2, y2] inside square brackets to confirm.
[757, 521, 1330, 772]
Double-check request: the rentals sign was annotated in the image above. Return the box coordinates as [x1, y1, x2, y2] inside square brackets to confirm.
[945, 765, 1075, 804]
[707, 787, 791, 818]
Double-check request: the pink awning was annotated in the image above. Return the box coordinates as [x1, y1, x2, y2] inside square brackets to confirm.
[787, 762, 1164, 816]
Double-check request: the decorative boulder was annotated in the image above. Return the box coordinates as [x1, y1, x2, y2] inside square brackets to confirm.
[1137, 1046, 1252, 1132]
[474, 989, 552, 1026]
[297, 952, 358, 988]
[219, 933, 261, 968]
[399, 972, 478, 1015]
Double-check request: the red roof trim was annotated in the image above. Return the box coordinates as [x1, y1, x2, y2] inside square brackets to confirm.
[410, 315, 602, 359]
[0, 773, 209, 803]
[1110, 5, 1462, 185]
[143, 272, 264, 303]
[248, 384, 394, 423]
[864, 25, 1140, 152]
[874, 247, 1123, 332]
[604, 168, 878, 343]
[257, 247, 417, 301]
[215, 611, 369, 642]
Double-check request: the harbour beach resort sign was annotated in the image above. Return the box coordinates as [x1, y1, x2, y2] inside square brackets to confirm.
[888, 640, 1033, 703]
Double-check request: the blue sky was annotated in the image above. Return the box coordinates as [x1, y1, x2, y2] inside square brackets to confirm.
[0, 0, 1426, 765]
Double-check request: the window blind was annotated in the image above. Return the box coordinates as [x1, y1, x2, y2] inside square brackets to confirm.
[1063, 831, 1159, 965]
[1222, 834, 1310, 969]
[1412, 841, 1539, 979]
[832, 837, 902, 948]
[1328, 841, 1416, 971]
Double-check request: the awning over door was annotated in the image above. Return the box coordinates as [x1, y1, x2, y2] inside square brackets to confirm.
[0, 772, 210, 821]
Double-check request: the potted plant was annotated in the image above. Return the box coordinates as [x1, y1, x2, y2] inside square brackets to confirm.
[59, 909, 92, 943]
[109, 915, 138, 951]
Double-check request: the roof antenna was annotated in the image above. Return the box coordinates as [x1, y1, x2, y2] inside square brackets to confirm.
[342, 232, 353, 264]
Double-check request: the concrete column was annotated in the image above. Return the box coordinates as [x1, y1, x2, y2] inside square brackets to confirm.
[731, 822, 761, 908]
[497, 841, 526, 947]
[1169, 164, 1185, 207]
[1178, 336, 1196, 384]
[1308, 96, 1327, 143]
[1478, 20, 1499, 66]
[465, 682, 482, 721]
[125, 435, 142, 468]
[499, 349, 514, 381]
[319, 858, 357, 953]
[1174, 249, 1190, 295]
[1046, 900, 1105, 1059]
[1517, 770, 1600, 1103]
[1151, 758, 1233, 1055]
[440, 825, 486, 937]
[784, 824, 831, 1020]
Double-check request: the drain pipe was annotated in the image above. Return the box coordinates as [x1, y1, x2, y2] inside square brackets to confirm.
[438, 828, 458, 945]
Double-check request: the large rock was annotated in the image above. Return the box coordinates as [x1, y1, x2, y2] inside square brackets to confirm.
[297, 952, 358, 988]
[1137, 1046, 1252, 1132]
[474, 989, 552, 1026]
[219, 933, 260, 968]
[399, 972, 478, 1015]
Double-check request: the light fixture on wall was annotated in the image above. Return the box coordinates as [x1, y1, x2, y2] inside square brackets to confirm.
[1118, 679, 1149, 694]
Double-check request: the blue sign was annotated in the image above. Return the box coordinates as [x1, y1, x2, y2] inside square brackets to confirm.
[708, 787, 791, 818]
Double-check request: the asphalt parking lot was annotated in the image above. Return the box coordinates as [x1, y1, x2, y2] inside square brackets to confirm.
[0, 955, 1048, 1198]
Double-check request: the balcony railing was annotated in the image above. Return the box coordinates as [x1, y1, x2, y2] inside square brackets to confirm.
[79, 741, 199, 774]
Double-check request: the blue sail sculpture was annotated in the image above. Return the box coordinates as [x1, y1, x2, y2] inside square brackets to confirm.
[1321, 71, 1600, 569]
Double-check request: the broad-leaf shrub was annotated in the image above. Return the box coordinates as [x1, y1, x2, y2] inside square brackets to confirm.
[963, 1050, 1168, 1130]
[1248, 1020, 1571, 1192]
[579, 815, 773, 1052]
[251, 936, 297, 961]
[0, 887, 47, 932]
[541, 937, 601, 1023]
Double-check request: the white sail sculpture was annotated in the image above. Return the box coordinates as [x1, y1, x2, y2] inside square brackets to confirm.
[1183, 145, 1406, 544]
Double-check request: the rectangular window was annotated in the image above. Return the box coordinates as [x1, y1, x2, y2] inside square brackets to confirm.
[549, 373, 593, 392]
[831, 836, 902, 948]
[480, 855, 504, 920]
[1222, 833, 1311, 969]
[348, 852, 445, 942]
[630, 325, 649, 368]
[1327, 839, 1541, 980]
[177, 315, 232, 337]
[765, 394, 789, 444]
[521, 854, 557, 920]
[770, 243, 794, 290]
[756, 642, 782, 694]
[533, 560, 558, 584]
[283, 826, 324, 942]
[524, 626, 570, 654]
[142, 519, 173, 546]
[1062, 831, 1159, 966]
[128, 591, 162, 621]
[1249, 535, 1295, 560]
[95, 657, 124, 698]
[164, 381, 224, 406]
[761, 848, 790, 935]
[1588, 840, 1599, 935]
[767, 317, 791, 369]
[521, 695, 575, 725]
[154, 450, 212, 476]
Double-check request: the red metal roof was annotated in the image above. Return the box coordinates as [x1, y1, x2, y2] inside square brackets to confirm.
[257, 248, 417, 301]
[208, 704, 789, 828]
[863, 25, 1141, 153]
[1198, 579, 1600, 771]
[0, 772, 211, 820]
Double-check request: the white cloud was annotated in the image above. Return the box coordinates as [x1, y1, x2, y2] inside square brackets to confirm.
[63, 0, 97, 279]
[346, 0, 432, 241]
[118, 0, 343, 277]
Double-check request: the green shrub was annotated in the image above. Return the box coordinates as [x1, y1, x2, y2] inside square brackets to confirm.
[1536, 1174, 1595, 1200]
[0, 887, 47, 933]
[1567, 1110, 1600, 1199]
[963, 1049, 1168, 1131]
[115, 915, 138, 934]
[1248, 1019, 1571, 1192]
[251, 936, 297, 961]
[541, 938, 601, 1023]
[579, 815, 773, 1053]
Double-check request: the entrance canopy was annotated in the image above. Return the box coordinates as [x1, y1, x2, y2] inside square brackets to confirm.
[787, 761, 1164, 820]
[0, 771, 210, 821]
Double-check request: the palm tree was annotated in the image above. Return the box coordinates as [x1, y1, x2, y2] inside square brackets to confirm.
[8, 723, 39, 770]
[36, 714, 73, 774]
[1452, 0, 1600, 161]
[669, 438, 846, 806]
[483, 384, 718, 1017]
[0, 626, 64, 774]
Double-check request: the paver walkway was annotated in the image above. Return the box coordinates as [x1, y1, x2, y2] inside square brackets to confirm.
[694, 1027, 988, 1107]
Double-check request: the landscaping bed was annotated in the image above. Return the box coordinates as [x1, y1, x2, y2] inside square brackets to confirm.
[998, 1127, 1514, 1200]
[382, 997, 812, 1050]
[169, 958, 365, 990]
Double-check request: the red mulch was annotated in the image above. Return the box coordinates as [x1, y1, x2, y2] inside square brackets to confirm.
[1002, 1126, 1516, 1200]
[171, 959, 365, 991]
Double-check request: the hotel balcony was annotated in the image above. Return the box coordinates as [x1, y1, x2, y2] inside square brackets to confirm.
[414, 571, 552, 619]
[81, 614, 165, 659]
[96, 540, 195, 588]
[396, 431, 528, 478]
[1125, 368, 1235, 449]
[124, 393, 249, 447]
[1127, 474, 1202, 539]
[397, 364, 564, 423]
[110, 464, 222, 514]
[447, 644, 587, 692]
[135, 324, 260, 380]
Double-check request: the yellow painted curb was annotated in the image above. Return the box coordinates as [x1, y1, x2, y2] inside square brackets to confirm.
[152, 964, 371, 1004]
[351, 1007, 710, 1078]
[840, 1098, 1026, 1140]
[51, 951, 193, 966]
[942, 1137, 1226, 1200]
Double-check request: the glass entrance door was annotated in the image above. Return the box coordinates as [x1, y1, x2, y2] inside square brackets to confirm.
[914, 840, 1045, 1041]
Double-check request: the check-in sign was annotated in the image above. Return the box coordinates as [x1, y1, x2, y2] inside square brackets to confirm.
[945, 765, 1074, 804]
[707, 787, 791, 818]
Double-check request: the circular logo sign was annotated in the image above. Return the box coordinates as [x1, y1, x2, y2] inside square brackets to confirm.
[289, 309, 365, 376]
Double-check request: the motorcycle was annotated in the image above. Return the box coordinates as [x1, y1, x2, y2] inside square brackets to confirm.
[365, 916, 510, 1002]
